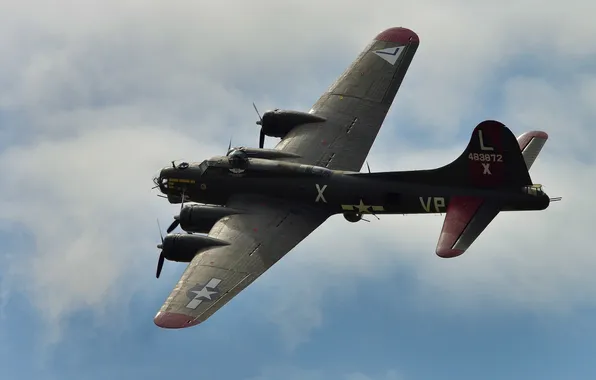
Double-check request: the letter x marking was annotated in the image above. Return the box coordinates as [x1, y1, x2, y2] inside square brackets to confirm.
[315, 184, 327, 203]
[482, 163, 492, 175]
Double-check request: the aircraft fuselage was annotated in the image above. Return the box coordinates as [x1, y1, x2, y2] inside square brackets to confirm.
[156, 157, 549, 217]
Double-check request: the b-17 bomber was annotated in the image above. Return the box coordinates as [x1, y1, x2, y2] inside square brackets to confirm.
[151, 27, 560, 329]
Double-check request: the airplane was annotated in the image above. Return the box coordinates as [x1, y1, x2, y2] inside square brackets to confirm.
[151, 27, 560, 329]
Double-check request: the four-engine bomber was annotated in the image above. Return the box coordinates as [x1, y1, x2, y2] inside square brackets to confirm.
[150, 27, 560, 330]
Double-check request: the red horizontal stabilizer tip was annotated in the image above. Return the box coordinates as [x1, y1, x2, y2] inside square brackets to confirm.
[435, 196, 484, 258]
[517, 131, 549, 150]
[154, 311, 200, 329]
[375, 27, 419, 44]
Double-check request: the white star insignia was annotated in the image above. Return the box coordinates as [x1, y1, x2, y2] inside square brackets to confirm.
[355, 199, 371, 214]
[191, 287, 217, 301]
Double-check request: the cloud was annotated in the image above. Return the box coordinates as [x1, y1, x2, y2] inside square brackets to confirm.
[0, 127, 220, 340]
[0, 0, 595, 351]
[248, 365, 404, 380]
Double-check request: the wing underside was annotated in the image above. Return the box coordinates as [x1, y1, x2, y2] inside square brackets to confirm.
[275, 27, 420, 171]
[154, 195, 328, 328]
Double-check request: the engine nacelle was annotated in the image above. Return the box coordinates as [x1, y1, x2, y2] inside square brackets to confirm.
[167, 193, 189, 204]
[343, 212, 362, 223]
[178, 204, 245, 233]
[260, 109, 326, 138]
[160, 234, 229, 263]
[227, 147, 301, 160]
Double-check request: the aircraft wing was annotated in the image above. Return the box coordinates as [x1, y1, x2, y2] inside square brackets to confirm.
[276, 27, 420, 171]
[154, 194, 328, 328]
[154, 27, 420, 328]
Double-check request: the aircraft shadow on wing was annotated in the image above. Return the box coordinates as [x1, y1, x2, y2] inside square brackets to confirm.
[149, 27, 562, 329]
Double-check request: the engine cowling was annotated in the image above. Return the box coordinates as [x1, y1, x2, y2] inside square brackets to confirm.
[259, 109, 327, 138]
[177, 204, 245, 233]
[343, 212, 362, 223]
[227, 147, 301, 160]
[160, 234, 229, 263]
[155, 233, 229, 278]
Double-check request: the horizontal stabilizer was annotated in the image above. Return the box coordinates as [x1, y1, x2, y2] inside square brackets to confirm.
[436, 196, 501, 258]
[517, 131, 548, 170]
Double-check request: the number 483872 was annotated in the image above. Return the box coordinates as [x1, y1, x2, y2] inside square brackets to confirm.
[468, 153, 502, 162]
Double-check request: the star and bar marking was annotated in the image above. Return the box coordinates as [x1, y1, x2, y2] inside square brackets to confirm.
[185, 278, 222, 310]
[341, 199, 384, 213]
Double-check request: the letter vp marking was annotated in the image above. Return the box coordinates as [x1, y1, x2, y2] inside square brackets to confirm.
[419, 197, 445, 213]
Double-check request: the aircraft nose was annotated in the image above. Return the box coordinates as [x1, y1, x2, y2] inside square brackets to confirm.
[153, 167, 174, 193]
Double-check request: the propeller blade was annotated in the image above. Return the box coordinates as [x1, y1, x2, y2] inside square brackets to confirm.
[253, 102, 263, 124]
[166, 218, 180, 233]
[366, 161, 371, 173]
[259, 129, 265, 149]
[156, 252, 165, 278]
[157, 219, 164, 243]
[227, 136, 232, 154]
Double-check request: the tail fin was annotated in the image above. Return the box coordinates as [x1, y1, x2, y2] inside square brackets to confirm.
[354, 120, 532, 189]
[443, 120, 532, 188]
[435, 125, 549, 258]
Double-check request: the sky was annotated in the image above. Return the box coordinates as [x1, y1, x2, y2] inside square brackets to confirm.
[1, 0, 596, 379]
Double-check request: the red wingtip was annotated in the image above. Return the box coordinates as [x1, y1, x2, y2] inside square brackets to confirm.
[436, 248, 465, 258]
[154, 311, 201, 329]
[375, 27, 419, 44]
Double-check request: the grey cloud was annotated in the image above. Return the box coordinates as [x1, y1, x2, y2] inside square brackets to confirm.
[0, 127, 218, 340]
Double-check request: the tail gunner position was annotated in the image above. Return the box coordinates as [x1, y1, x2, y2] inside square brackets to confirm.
[150, 27, 561, 329]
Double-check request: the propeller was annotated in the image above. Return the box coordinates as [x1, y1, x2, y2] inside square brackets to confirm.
[166, 214, 180, 233]
[151, 176, 160, 189]
[166, 188, 186, 233]
[156, 219, 165, 278]
[253, 102, 265, 148]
